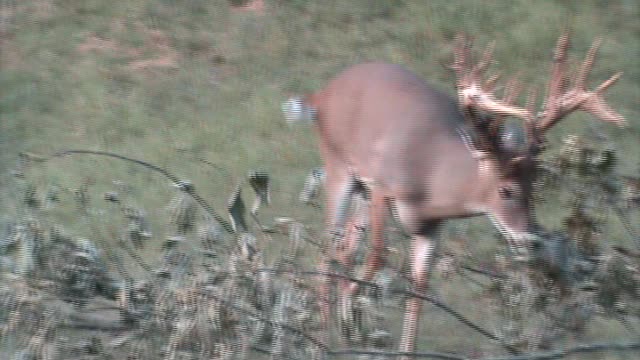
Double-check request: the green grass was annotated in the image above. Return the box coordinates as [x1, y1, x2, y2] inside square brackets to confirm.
[1, 0, 638, 357]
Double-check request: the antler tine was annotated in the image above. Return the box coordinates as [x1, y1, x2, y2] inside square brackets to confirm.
[575, 38, 602, 91]
[489, 75, 522, 134]
[452, 34, 472, 88]
[541, 32, 570, 126]
[595, 71, 623, 94]
[483, 72, 502, 93]
[525, 87, 538, 120]
[580, 93, 626, 126]
[525, 87, 540, 147]
[471, 41, 496, 82]
[579, 71, 625, 126]
[503, 75, 523, 105]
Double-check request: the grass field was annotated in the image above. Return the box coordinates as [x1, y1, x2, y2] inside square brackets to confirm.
[1, 1, 639, 358]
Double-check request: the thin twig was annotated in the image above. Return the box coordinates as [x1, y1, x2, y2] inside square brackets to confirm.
[174, 148, 231, 178]
[255, 268, 381, 289]
[461, 264, 506, 279]
[203, 289, 329, 352]
[404, 289, 520, 355]
[611, 203, 640, 249]
[29, 150, 235, 234]
[116, 237, 153, 273]
[538, 160, 640, 247]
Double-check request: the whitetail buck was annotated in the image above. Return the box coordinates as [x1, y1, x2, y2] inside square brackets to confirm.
[283, 34, 626, 356]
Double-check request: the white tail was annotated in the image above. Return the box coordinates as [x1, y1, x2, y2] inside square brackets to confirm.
[287, 34, 626, 356]
[281, 96, 317, 125]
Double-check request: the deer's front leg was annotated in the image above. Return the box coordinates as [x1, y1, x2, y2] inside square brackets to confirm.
[399, 227, 438, 359]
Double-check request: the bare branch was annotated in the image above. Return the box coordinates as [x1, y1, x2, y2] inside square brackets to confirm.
[256, 267, 518, 353]
[204, 290, 329, 352]
[31, 149, 236, 234]
[404, 289, 520, 355]
[330, 348, 467, 359]
[330, 342, 640, 359]
[487, 341, 640, 360]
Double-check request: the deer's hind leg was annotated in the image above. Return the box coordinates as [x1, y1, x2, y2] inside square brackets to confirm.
[318, 166, 370, 344]
[345, 188, 385, 297]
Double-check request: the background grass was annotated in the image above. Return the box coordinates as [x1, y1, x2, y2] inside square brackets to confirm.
[1, 0, 638, 357]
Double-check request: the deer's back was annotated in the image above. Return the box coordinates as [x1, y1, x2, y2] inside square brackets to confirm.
[311, 63, 468, 190]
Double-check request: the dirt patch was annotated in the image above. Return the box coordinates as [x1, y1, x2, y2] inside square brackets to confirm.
[126, 25, 178, 71]
[77, 35, 126, 54]
[230, 0, 266, 15]
[0, 37, 23, 71]
[76, 22, 179, 72]
[127, 54, 178, 71]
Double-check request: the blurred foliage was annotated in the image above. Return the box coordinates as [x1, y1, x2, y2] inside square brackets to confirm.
[1, 130, 638, 359]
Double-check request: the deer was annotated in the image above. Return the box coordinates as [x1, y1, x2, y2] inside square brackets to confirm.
[282, 34, 626, 356]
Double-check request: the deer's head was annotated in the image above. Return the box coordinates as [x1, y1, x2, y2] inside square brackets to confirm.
[453, 34, 626, 259]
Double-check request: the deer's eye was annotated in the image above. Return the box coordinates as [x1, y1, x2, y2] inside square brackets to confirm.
[498, 186, 514, 199]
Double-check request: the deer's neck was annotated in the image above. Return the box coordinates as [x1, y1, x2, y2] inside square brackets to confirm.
[417, 128, 499, 219]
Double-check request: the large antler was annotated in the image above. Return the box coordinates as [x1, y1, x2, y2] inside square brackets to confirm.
[537, 35, 626, 131]
[453, 33, 626, 154]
